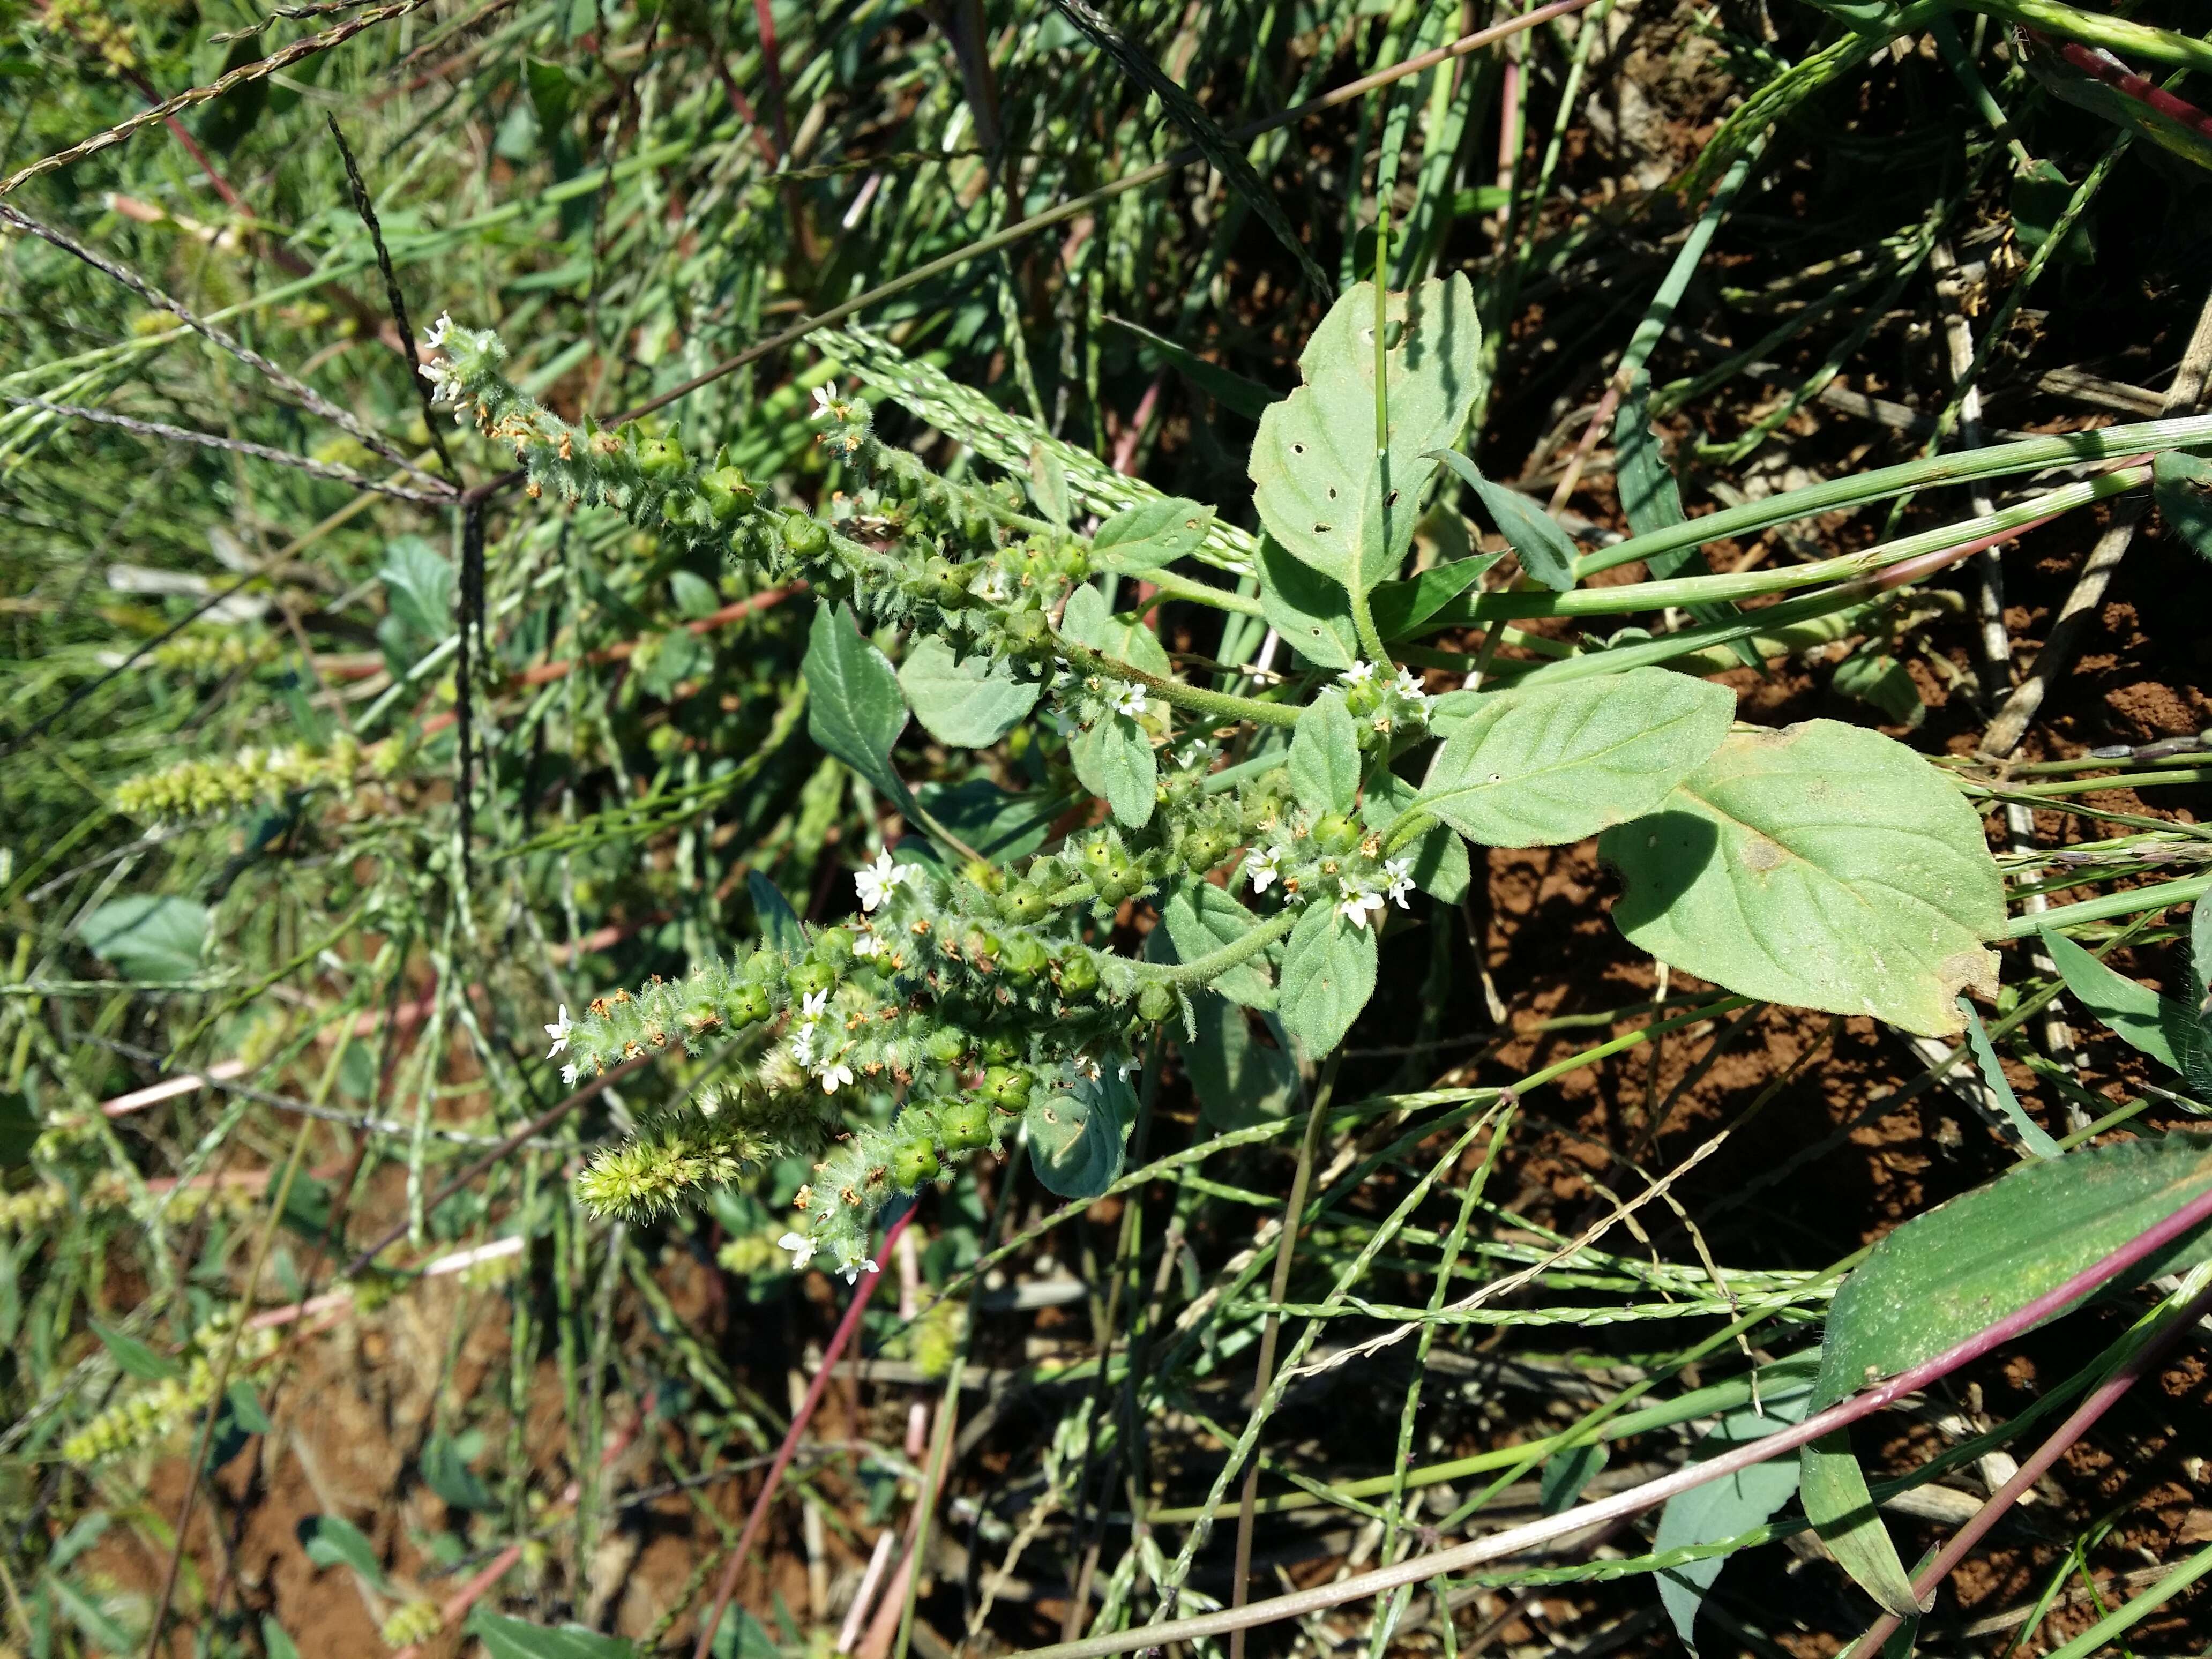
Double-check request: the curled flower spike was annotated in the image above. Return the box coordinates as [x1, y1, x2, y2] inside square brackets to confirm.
[841, 1257, 881, 1285]
[1247, 845, 1286, 894]
[1341, 661, 1377, 687]
[780, 1231, 816, 1271]
[544, 1005, 573, 1058]
[854, 851, 913, 913]
[1113, 685, 1148, 720]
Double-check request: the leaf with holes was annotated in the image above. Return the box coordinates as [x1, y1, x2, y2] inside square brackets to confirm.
[1257, 534, 1359, 669]
[1251, 276, 1483, 596]
[1092, 497, 1217, 572]
[1602, 721, 2004, 1038]
[1802, 1133, 2212, 1615]
[1416, 671, 1733, 848]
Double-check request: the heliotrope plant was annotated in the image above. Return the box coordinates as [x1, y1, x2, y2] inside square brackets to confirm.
[426, 276, 2011, 1282]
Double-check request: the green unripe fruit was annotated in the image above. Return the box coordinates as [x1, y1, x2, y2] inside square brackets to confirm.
[1002, 609, 1049, 652]
[939, 1094, 991, 1151]
[815, 929, 855, 968]
[981, 1035, 1020, 1064]
[962, 859, 1005, 896]
[727, 984, 772, 1026]
[965, 930, 1001, 967]
[701, 466, 757, 522]
[743, 950, 780, 982]
[925, 1027, 968, 1065]
[637, 435, 686, 477]
[787, 961, 835, 1000]
[981, 1065, 1032, 1109]
[1313, 812, 1362, 854]
[1002, 935, 1050, 981]
[1182, 828, 1232, 873]
[1055, 952, 1099, 995]
[1136, 982, 1175, 1023]
[782, 517, 829, 557]
[891, 1139, 941, 1186]
[1000, 887, 1050, 925]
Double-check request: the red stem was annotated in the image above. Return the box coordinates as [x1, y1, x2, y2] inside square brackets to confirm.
[690, 1208, 915, 1659]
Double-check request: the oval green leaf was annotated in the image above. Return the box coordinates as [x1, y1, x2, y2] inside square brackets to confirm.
[1277, 902, 1378, 1058]
[898, 636, 1040, 748]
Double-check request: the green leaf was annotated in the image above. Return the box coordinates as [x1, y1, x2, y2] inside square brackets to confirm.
[302, 1513, 386, 1585]
[1428, 450, 1578, 592]
[1802, 1133, 2212, 1615]
[226, 1380, 274, 1435]
[1184, 995, 1300, 1129]
[2010, 159, 2097, 263]
[803, 602, 913, 809]
[1832, 649, 1925, 728]
[79, 895, 210, 984]
[1601, 721, 2005, 1038]
[1160, 879, 1276, 1011]
[1277, 902, 1378, 1058]
[1653, 1386, 1814, 1653]
[1060, 582, 1173, 677]
[378, 534, 453, 641]
[1362, 775, 1469, 903]
[2039, 928, 2184, 1071]
[1092, 498, 1217, 573]
[1027, 442, 1071, 530]
[911, 780, 1062, 865]
[0, 1090, 36, 1170]
[1070, 715, 1157, 829]
[1538, 1440, 1608, 1514]
[1251, 275, 1483, 596]
[44, 1570, 136, 1655]
[1256, 534, 1359, 669]
[1370, 553, 1503, 640]
[637, 628, 707, 699]
[88, 1317, 180, 1381]
[1613, 369, 1757, 667]
[668, 569, 721, 620]
[1957, 996, 2061, 1157]
[1025, 1074, 1131, 1200]
[1287, 692, 1361, 816]
[1101, 315, 1274, 418]
[469, 1609, 636, 1659]
[746, 873, 806, 955]
[2154, 450, 2212, 563]
[1416, 671, 1733, 848]
[263, 1620, 302, 1659]
[420, 1429, 495, 1510]
[898, 637, 1039, 748]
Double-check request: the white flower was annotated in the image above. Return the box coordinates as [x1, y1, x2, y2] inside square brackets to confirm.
[561, 1063, 579, 1088]
[780, 1231, 817, 1271]
[1338, 883, 1386, 929]
[854, 851, 913, 913]
[543, 1005, 572, 1058]
[1247, 845, 1286, 894]
[1383, 856, 1416, 908]
[802, 989, 830, 1021]
[789, 1025, 817, 1066]
[811, 383, 837, 419]
[852, 931, 885, 959]
[840, 1257, 881, 1286]
[1047, 707, 1077, 737]
[1074, 1055, 1104, 1082]
[1393, 666, 1431, 708]
[817, 1059, 855, 1094]
[1341, 661, 1377, 687]
[1117, 1057, 1140, 1082]
[1113, 685, 1148, 720]
[422, 357, 462, 404]
[424, 311, 453, 349]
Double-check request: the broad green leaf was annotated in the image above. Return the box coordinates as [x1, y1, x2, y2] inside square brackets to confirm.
[226, 1380, 274, 1435]
[1602, 721, 2005, 1038]
[1416, 671, 1733, 848]
[1060, 581, 1174, 677]
[302, 1513, 386, 1584]
[1370, 552, 1502, 640]
[747, 872, 806, 955]
[469, 1609, 636, 1659]
[1256, 534, 1358, 669]
[1428, 450, 1578, 592]
[1025, 1074, 1131, 1200]
[2040, 928, 2186, 1074]
[420, 1429, 495, 1510]
[1160, 879, 1276, 1011]
[80, 895, 210, 983]
[898, 637, 1039, 748]
[2154, 450, 2212, 564]
[1251, 275, 1483, 596]
[1277, 902, 1378, 1058]
[803, 602, 911, 809]
[1184, 995, 1299, 1129]
[637, 627, 707, 699]
[1538, 1440, 1608, 1514]
[1028, 442, 1071, 530]
[1957, 996, 2061, 1157]
[45, 1570, 136, 1655]
[377, 534, 453, 641]
[668, 568, 720, 619]
[2009, 158, 2097, 263]
[1288, 692, 1361, 815]
[1070, 715, 1157, 829]
[1362, 775, 1469, 903]
[88, 1316, 180, 1381]
[1092, 498, 1217, 572]
[1654, 1385, 1814, 1653]
[1832, 649, 1925, 728]
[1802, 1133, 2212, 1615]
[912, 780, 1063, 865]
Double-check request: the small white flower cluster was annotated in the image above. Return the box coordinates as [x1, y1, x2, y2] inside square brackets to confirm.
[779, 1230, 880, 1284]
[1336, 856, 1416, 929]
[788, 988, 854, 1094]
[1112, 685, 1148, 721]
[854, 850, 915, 914]
[419, 312, 475, 415]
[1341, 660, 1434, 733]
[1247, 844, 1289, 894]
[544, 1005, 581, 1087]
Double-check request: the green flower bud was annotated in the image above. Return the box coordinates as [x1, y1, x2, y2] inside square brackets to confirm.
[788, 961, 835, 1000]
[1136, 982, 1175, 1023]
[1002, 609, 1049, 652]
[727, 983, 772, 1026]
[815, 929, 855, 969]
[1000, 886, 1050, 925]
[925, 1027, 968, 1065]
[1001, 934, 1050, 981]
[962, 859, 1005, 896]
